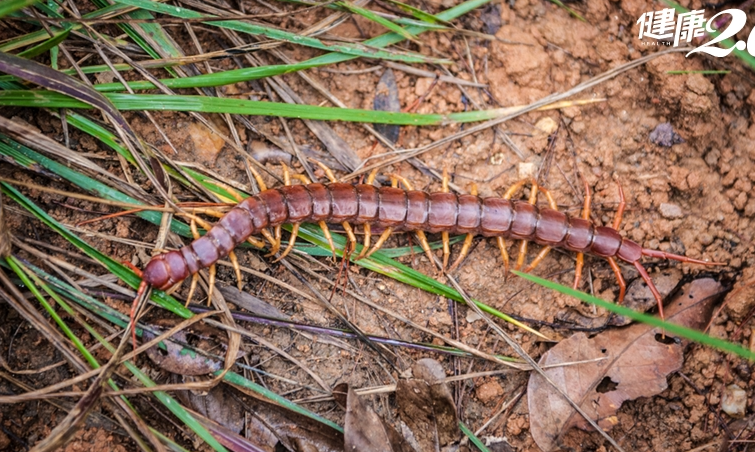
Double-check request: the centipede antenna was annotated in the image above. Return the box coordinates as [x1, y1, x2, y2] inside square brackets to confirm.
[641, 248, 725, 266]
[633, 261, 665, 321]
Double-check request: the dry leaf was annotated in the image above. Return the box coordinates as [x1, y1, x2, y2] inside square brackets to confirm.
[528, 278, 723, 452]
[396, 358, 460, 450]
[345, 385, 409, 452]
[373, 69, 401, 145]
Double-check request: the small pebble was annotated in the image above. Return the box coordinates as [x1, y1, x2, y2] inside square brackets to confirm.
[476, 380, 504, 404]
[649, 123, 685, 147]
[659, 202, 684, 219]
[722, 384, 747, 418]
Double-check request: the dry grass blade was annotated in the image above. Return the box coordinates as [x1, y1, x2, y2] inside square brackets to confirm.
[0, 51, 133, 137]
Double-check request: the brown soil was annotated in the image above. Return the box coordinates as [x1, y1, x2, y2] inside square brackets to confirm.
[1, 0, 754, 450]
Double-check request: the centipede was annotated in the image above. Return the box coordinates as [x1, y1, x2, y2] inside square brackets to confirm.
[132, 164, 723, 342]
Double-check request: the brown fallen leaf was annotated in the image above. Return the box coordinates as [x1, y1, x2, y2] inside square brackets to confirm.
[345, 385, 413, 452]
[145, 322, 247, 376]
[396, 358, 460, 450]
[373, 69, 401, 145]
[176, 381, 244, 435]
[527, 278, 723, 452]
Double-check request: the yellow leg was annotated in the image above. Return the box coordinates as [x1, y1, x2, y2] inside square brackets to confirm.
[273, 223, 299, 263]
[365, 227, 393, 258]
[207, 264, 215, 307]
[496, 236, 510, 276]
[292, 174, 312, 184]
[523, 246, 552, 272]
[261, 229, 280, 255]
[188, 216, 217, 306]
[356, 223, 371, 260]
[315, 160, 357, 258]
[273, 225, 282, 254]
[366, 168, 379, 185]
[448, 183, 478, 272]
[186, 275, 198, 307]
[515, 180, 539, 270]
[312, 160, 338, 183]
[319, 221, 337, 259]
[386, 173, 438, 269]
[247, 236, 266, 248]
[247, 163, 268, 191]
[228, 250, 243, 290]
[415, 230, 440, 270]
[342, 221, 358, 255]
[210, 180, 245, 203]
[573, 176, 591, 290]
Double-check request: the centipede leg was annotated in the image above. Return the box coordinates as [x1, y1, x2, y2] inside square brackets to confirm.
[517, 180, 541, 270]
[207, 264, 216, 307]
[612, 181, 626, 230]
[247, 236, 266, 248]
[261, 229, 281, 256]
[441, 168, 451, 271]
[185, 218, 202, 306]
[357, 223, 372, 260]
[607, 257, 626, 304]
[341, 221, 358, 257]
[314, 160, 357, 258]
[523, 186, 559, 273]
[633, 261, 665, 321]
[356, 169, 380, 260]
[365, 227, 393, 258]
[274, 223, 300, 262]
[496, 236, 510, 276]
[448, 183, 478, 272]
[503, 179, 535, 271]
[228, 250, 243, 290]
[319, 221, 337, 259]
[573, 176, 591, 290]
[389, 173, 438, 270]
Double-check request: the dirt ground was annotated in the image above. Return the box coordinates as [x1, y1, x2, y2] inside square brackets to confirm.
[2, 0, 755, 450]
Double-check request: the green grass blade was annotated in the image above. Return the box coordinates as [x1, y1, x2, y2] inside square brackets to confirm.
[459, 421, 491, 452]
[220, 371, 343, 433]
[19, 0, 490, 93]
[513, 270, 755, 361]
[0, 90, 512, 125]
[111, 0, 449, 64]
[383, 0, 450, 25]
[547, 0, 585, 21]
[0, 3, 129, 52]
[337, 1, 419, 43]
[0, 182, 191, 318]
[0, 0, 40, 18]
[16, 29, 70, 59]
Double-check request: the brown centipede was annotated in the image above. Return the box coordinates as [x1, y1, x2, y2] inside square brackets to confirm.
[132, 167, 722, 340]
